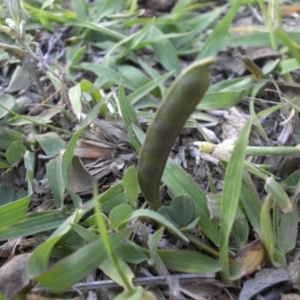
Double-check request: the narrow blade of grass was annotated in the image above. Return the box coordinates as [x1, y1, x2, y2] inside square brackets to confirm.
[219, 118, 252, 279]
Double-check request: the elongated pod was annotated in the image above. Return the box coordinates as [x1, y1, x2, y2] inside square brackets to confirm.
[137, 57, 216, 210]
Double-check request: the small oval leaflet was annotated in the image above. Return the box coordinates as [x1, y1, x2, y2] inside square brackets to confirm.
[169, 194, 195, 226]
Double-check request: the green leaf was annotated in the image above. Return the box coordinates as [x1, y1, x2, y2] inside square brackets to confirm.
[278, 200, 298, 254]
[0, 211, 66, 241]
[72, 45, 87, 64]
[169, 195, 195, 226]
[70, 0, 87, 19]
[198, 0, 241, 59]
[123, 166, 139, 206]
[36, 132, 67, 156]
[0, 127, 22, 150]
[34, 228, 133, 293]
[28, 212, 79, 278]
[158, 250, 220, 273]
[0, 184, 15, 205]
[97, 182, 127, 213]
[150, 26, 180, 74]
[275, 28, 300, 65]
[197, 91, 245, 110]
[115, 242, 149, 264]
[240, 184, 261, 232]
[219, 119, 252, 275]
[46, 156, 65, 208]
[260, 195, 285, 267]
[127, 71, 173, 106]
[0, 94, 15, 118]
[163, 158, 219, 244]
[6, 141, 25, 165]
[100, 258, 134, 290]
[0, 195, 30, 229]
[129, 209, 188, 242]
[28, 236, 61, 278]
[157, 206, 180, 228]
[232, 220, 249, 246]
[264, 177, 293, 213]
[118, 84, 140, 133]
[80, 79, 102, 103]
[147, 227, 164, 265]
[109, 204, 133, 229]
[62, 127, 86, 187]
[68, 83, 82, 121]
[79, 63, 138, 90]
[6, 66, 31, 93]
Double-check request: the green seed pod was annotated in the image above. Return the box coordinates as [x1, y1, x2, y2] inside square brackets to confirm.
[138, 57, 216, 210]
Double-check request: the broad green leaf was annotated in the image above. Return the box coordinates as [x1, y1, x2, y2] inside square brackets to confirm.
[157, 206, 180, 228]
[115, 242, 149, 264]
[278, 58, 300, 75]
[28, 236, 61, 278]
[278, 200, 298, 254]
[0, 162, 9, 169]
[0, 211, 66, 241]
[150, 26, 180, 74]
[0, 195, 30, 229]
[70, 0, 87, 19]
[36, 132, 67, 156]
[123, 166, 139, 206]
[0, 127, 24, 150]
[169, 195, 195, 226]
[71, 223, 99, 243]
[97, 182, 127, 213]
[232, 220, 249, 246]
[117, 65, 156, 95]
[34, 228, 132, 292]
[129, 209, 188, 242]
[0, 94, 15, 118]
[28, 212, 78, 278]
[147, 227, 164, 265]
[128, 71, 173, 106]
[158, 250, 220, 273]
[68, 157, 93, 196]
[109, 204, 133, 229]
[6, 66, 31, 93]
[207, 193, 246, 221]
[264, 176, 293, 213]
[79, 63, 138, 90]
[100, 258, 134, 289]
[6, 141, 25, 165]
[198, 91, 245, 110]
[46, 156, 65, 208]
